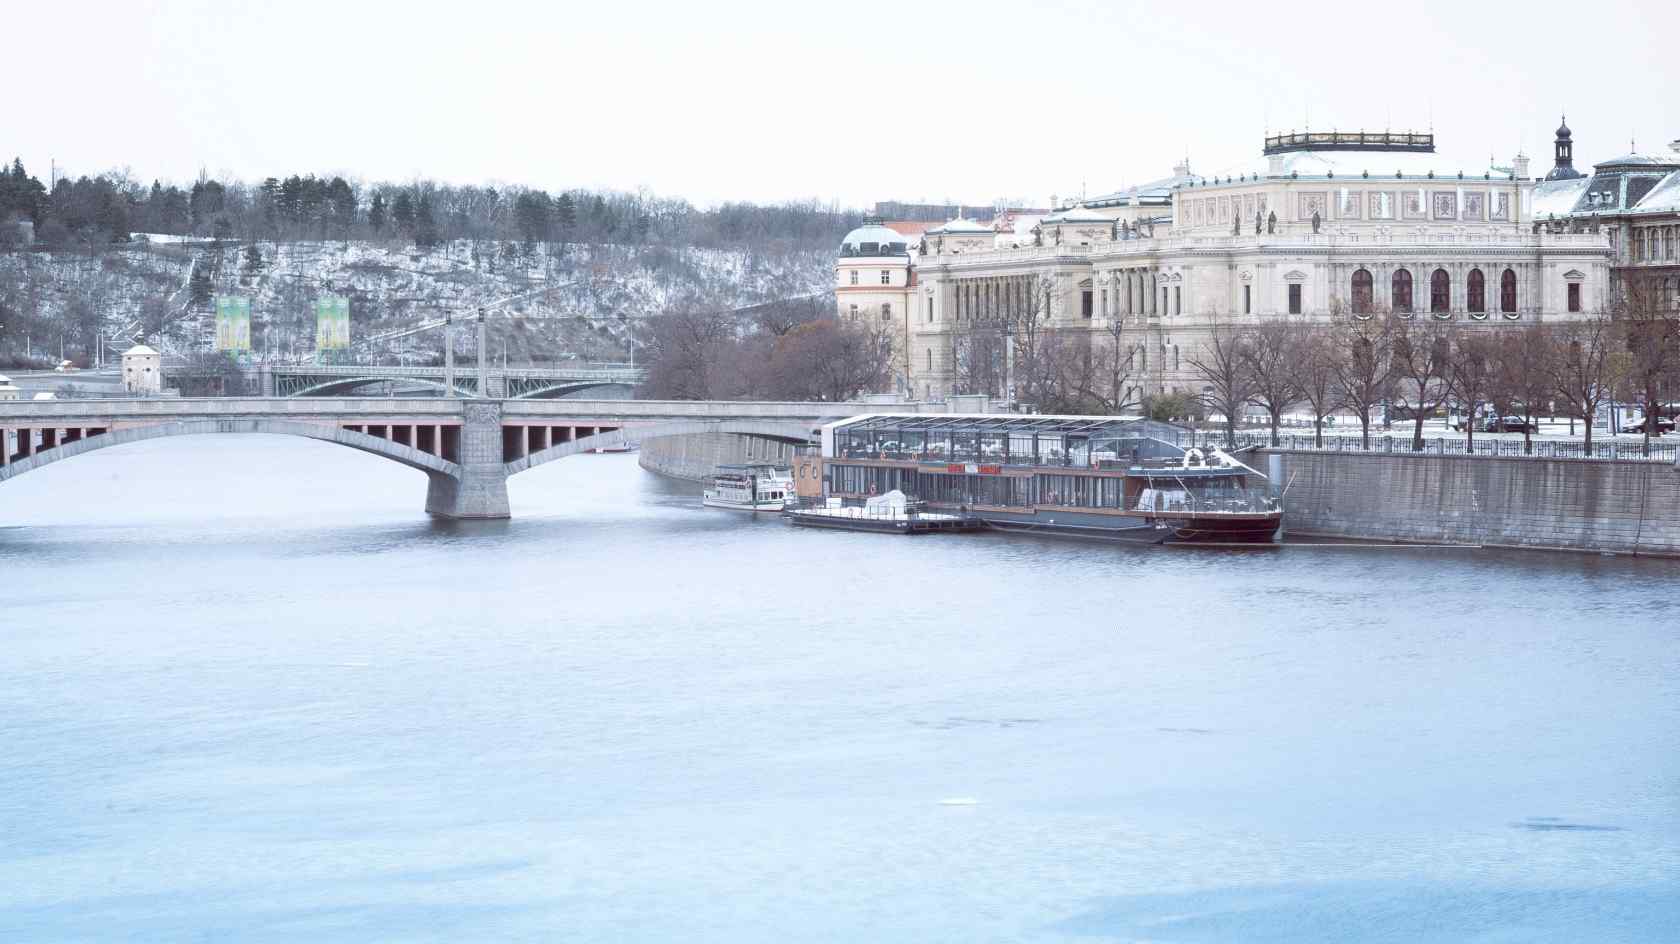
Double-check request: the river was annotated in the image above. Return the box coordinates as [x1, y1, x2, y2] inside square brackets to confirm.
[1, 435, 1676, 942]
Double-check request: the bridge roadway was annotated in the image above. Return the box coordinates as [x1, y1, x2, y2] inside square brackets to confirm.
[0, 397, 912, 518]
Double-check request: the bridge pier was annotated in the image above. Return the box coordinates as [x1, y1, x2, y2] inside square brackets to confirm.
[424, 401, 510, 519]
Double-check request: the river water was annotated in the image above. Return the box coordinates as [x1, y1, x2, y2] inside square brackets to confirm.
[1, 435, 1676, 942]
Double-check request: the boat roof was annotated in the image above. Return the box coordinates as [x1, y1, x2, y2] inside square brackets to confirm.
[825, 413, 1187, 439]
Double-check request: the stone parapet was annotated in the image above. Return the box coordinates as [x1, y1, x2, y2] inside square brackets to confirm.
[1268, 449, 1680, 556]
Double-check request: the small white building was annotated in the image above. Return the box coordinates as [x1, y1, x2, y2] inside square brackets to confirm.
[0, 374, 20, 400]
[121, 344, 164, 395]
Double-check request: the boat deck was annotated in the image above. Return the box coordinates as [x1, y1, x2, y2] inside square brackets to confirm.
[785, 506, 980, 534]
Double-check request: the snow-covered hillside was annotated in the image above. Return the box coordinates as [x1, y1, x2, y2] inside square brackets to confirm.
[0, 238, 834, 364]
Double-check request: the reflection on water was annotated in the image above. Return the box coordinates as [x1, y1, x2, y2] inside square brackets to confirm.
[1, 435, 1677, 942]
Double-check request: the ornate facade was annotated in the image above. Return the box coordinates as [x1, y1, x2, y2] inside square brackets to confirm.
[843, 128, 1617, 403]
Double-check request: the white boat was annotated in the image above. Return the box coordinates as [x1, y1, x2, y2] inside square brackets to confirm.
[702, 464, 795, 511]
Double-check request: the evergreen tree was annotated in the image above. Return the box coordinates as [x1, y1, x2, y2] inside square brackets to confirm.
[555, 192, 576, 235]
[414, 194, 438, 247]
[368, 192, 387, 232]
[392, 191, 415, 233]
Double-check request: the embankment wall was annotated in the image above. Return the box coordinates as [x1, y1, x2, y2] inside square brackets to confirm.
[1268, 449, 1680, 556]
[637, 432, 800, 482]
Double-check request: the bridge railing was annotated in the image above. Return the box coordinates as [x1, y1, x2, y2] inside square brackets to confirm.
[1181, 429, 1679, 463]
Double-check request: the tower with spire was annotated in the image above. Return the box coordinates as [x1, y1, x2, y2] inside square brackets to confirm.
[1545, 114, 1583, 181]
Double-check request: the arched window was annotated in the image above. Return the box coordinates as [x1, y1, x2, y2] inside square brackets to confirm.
[1467, 269, 1486, 313]
[1392, 269, 1414, 314]
[881, 303, 892, 322]
[1352, 269, 1374, 315]
[926, 349, 933, 371]
[1430, 268, 1450, 314]
[1500, 269, 1517, 313]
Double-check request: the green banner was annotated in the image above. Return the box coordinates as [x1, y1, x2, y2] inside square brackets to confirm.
[214, 295, 251, 352]
[315, 295, 350, 350]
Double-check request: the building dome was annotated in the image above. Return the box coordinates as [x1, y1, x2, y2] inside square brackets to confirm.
[840, 222, 908, 257]
[1556, 117, 1572, 139]
[123, 343, 160, 356]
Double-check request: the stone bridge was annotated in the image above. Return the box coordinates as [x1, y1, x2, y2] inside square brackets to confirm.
[0, 398, 889, 518]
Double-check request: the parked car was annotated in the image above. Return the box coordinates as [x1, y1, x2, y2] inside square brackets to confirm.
[1617, 415, 1676, 434]
[1484, 416, 1536, 434]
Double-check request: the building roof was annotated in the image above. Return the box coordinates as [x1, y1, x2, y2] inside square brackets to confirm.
[1631, 169, 1680, 214]
[1594, 151, 1680, 170]
[1087, 167, 1194, 208]
[840, 223, 909, 256]
[123, 343, 160, 356]
[1042, 204, 1112, 225]
[928, 217, 991, 235]
[1532, 176, 1591, 217]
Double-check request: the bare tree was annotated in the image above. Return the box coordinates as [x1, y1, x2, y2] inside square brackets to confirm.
[1184, 317, 1255, 448]
[1240, 322, 1303, 445]
[1446, 329, 1498, 449]
[1389, 317, 1454, 451]
[1547, 315, 1620, 451]
[1614, 272, 1680, 454]
[1294, 331, 1340, 447]
[766, 319, 893, 401]
[1329, 315, 1394, 448]
[1495, 325, 1556, 453]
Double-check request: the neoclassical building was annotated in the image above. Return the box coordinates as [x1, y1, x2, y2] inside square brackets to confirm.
[1531, 119, 1680, 306]
[842, 127, 1616, 402]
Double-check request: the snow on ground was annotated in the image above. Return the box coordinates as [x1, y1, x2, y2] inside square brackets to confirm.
[2, 239, 833, 362]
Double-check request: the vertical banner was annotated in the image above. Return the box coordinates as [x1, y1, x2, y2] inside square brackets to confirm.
[315, 295, 350, 350]
[215, 295, 251, 352]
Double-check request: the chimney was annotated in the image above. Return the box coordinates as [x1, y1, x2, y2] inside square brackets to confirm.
[1512, 152, 1530, 179]
[1670, 139, 1680, 154]
[1172, 158, 1192, 177]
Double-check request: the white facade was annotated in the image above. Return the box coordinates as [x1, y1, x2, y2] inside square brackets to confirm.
[858, 131, 1615, 401]
[121, 344, 163, 395]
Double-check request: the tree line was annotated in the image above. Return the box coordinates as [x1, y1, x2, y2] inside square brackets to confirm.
[0, 158, 862, 252]
[637, 295, 895, 402]
[1182, 272, 1679, 452]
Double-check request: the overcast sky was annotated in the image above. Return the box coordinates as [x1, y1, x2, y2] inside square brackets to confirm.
[9, 0, 1679, 209]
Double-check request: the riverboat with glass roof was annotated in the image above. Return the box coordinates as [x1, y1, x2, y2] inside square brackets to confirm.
[816, 414, 1282, 544]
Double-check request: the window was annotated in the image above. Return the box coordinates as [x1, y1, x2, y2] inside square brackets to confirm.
[1352, 269, 1373, 315]
[1500, 269, 1517, 313]
[1430, 268, 1450, 314]
[881, 303, 892, 322]
[927, 297, 934, 323]
[880, 270, 891, 285]
[848, 304, 858, 320]
[926, 349, 932, 371]
[1393, 269, 1414, 313]
[1174, 286, 1181, 315]
[1568, 282, 1581, 313]
[1081, 290, 1093, 319]
[1243, 284, 1252, 314]
[849, 270, 858, 285]
[1288, 283, 1302, 314]
[1468, 269, 1485, 313]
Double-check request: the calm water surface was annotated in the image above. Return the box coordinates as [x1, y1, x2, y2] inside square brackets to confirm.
[1, 436, 1676, 942]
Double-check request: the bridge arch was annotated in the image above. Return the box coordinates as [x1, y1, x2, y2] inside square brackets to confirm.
[286, 377, 477, 398]
[508, 380, 638, 400]
[0, 419, 460, 486]
[505, 419, 818, 476]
